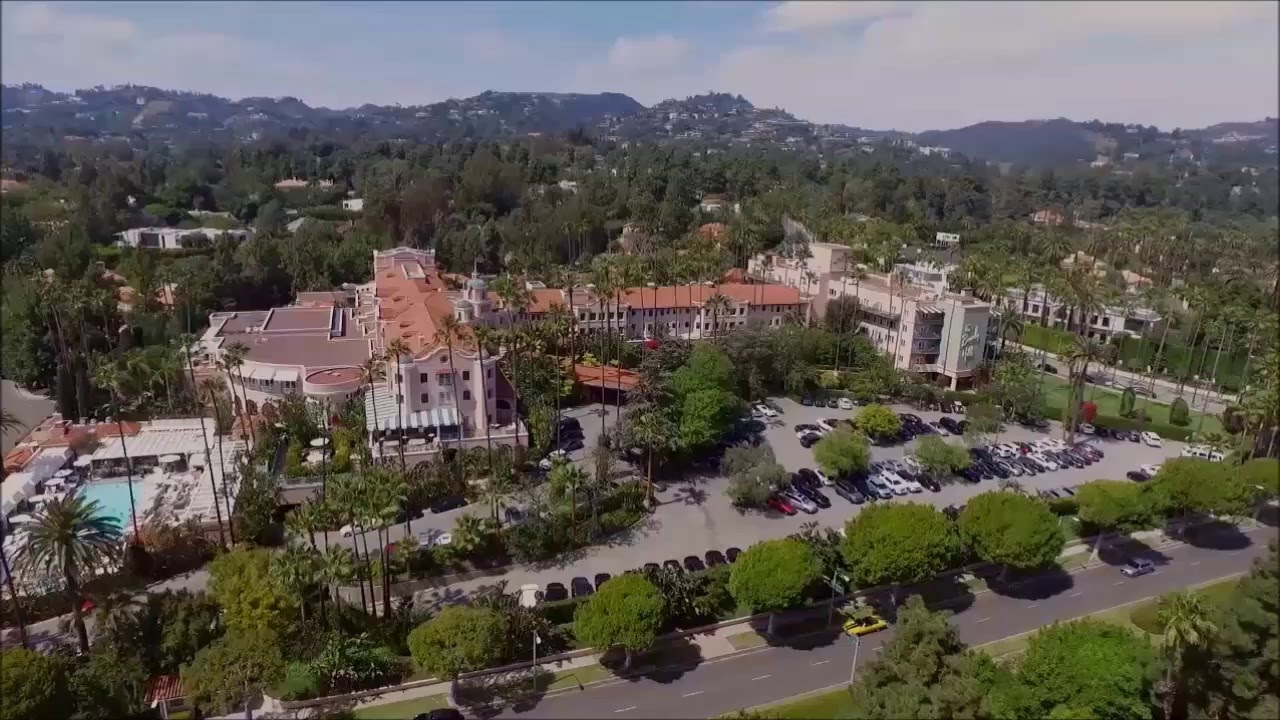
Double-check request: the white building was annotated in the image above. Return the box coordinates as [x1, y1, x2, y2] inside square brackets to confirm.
[1004, 286, 1161, 342]
[750, 246, 990, 389]
[116, 226, 252, 251]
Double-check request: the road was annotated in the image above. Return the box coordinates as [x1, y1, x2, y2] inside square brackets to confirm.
[1, 379, 54, 453]
[487, 524, 1276, 719]
[1009, 341, 1236, 416]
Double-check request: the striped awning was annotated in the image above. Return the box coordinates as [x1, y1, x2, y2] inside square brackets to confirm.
[275, 368, 299, 383]
[917, 305, 945, 315]
[427, 407, 460, 428]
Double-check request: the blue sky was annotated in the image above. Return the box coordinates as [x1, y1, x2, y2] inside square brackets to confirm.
[2, 1, 1276, 131]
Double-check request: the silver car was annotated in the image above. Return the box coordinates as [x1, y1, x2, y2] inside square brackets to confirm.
[782, 487, 819, 514]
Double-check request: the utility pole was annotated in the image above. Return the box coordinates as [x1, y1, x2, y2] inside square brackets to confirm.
[848, 633, 862, 684]
[826, 569, 850, 627]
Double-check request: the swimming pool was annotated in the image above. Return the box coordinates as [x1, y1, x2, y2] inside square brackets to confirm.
[78, 480, 144, 533]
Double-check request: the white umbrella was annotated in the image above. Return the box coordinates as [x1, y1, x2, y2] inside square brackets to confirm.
[72, 457, 92, 468]
[159, 454, 183, 464]
[53, 469, 73, 478]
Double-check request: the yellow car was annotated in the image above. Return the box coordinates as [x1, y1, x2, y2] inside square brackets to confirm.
[843, 613, 887, 637]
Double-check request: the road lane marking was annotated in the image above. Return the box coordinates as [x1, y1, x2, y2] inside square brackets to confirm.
[976, 617, 991, 623]
[1190, 561, 1201, 566]
[615, 707, 637, 713]
[1070, 592, 1084, 597]
[752, 675, 772, 681]
[682, 691, 704, 698]
[811, 660, 830, 666]
[1114, 581, 1126, 586]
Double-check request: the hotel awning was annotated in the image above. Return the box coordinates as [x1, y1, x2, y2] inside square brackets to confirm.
[427, 408, 460, 428]
[917, 306, 945, 316]
[275, 368, 300, 383]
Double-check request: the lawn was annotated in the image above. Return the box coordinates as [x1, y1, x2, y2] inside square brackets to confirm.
[354, 693, 450, 719]
[1128, 575, 1242, 634]
[1037, 374, 1223, 435]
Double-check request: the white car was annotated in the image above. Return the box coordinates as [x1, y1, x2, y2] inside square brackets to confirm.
[433, 532, 453, 547]
[1043, 439, 1068, 451]
[814, 469, 834, 486]
[518, 584, 540, 609]
[1140, 464, 1162, 477]
[880, 472, 910, 496]
[1140, 431, 1163, 447]
[1078, 423, 1096, 435]
[753, 403, 778, 418]
[838, 397, 854, 410]
[903, 478, 924, 493]
[817, 419, 841, 434]
[1182, 445, 1225, 462]
[339, 524, 356, 537]
[902, 457, 925, 473]
[1031, 453, 1059, 471]
[538, 448, 569, 470]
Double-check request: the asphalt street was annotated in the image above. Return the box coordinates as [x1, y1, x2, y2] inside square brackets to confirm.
[485, 524, 1277, 719]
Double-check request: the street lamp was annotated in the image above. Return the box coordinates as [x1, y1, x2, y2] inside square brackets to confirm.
[826, 569, 851, 627]
[848, 633, 862, 684]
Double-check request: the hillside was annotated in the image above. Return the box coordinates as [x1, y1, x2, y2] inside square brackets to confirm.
[2, 82, 1276, 169]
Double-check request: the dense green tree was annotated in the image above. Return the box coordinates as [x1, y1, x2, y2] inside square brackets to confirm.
[207, 548, 296, 635]
[182, 629, 286, 719]
[959, 491, 1065, 577]
[912, 435, 972, 476]
[812, 427, 871, 477]
[1016, 619, 1156, 720]
[408, 606, 508, 681]
[854, 404, 902, 439]
[1196, 542, 1278, 719]
[841, 503, 960, 605]
[728, 538, 821, 635]
[1074, 480, 1154, 560]
[0, 648, 69, 720]
[573, 574, 666, 669]
[1146, 458, 1253, 521]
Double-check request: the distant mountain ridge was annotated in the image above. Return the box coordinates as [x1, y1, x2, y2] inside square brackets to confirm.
[2, 82, 1275, 167]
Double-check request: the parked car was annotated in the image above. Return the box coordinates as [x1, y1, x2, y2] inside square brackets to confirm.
[429, 495, 467, 514]
[767, 495, 797, 515]
[833, 478, 866, 503]
[683, 555, 706, 572]
[571, 577, 594, 597]
[726, 547, 742, 563]
[662, 559, 684, 573]
[1140, 431, 1163, 447]
[543, 582, 569, 602]
[800, 433, 823, 448]
[800, 397, 815, 406]
[1039, 362, 1058, 374]
[705, 550, 727, 567]
[813, 469, 833, 486]
[753, 403, 778, 418]
[1126, 469, 1152, 482]
[560, 438, 585, 452]
[783, 487, 819, 513]
[817, 418, 841, 434]
[918, 474, 941, 492]
[826, 397, 841, 408]
[642, 562, 660, 573]
[593, 573, 612, 590]
[1078, 423, 1096, 435]
[838, 397, 854, 410]
[1121, 557, 1156, 578]
[796, 483, 832, 508]
[794, 423, 822, 439]
[1140, 463, 1162, 476]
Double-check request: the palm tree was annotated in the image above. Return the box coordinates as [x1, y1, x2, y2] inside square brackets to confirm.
[317, 545, 355, 630]
[451, 514, 494, 557]
[434, 314, 467, 489]
[0, 526, 30, 649]
[1156, 591, 1218, 720]
[472, 324, 498, 474]
[220, 341, 256, 444]
[384, 338, 413, 473]
[704, 293, 732, 346]
[1063, 336, 1109, 444]
[995, 304, 1024, 355]
[271, 545, 318, 625]
[20, 496, 123, 653]
[359, 356, 386, 463]
[198, 378, 237, 544]
[179, 335, 227, 548]
[368, 470, 406, 619]
[481, 453, 516, 523]
[490, 275, 530, 447]
[548, 461, 587, 532]
[90, 354, 141, 539]
[629, 404, 674, 507]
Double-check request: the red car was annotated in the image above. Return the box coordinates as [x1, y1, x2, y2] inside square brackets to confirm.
[767, 495, 797, 515]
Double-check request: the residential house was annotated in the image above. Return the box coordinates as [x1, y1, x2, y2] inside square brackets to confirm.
[115, 227, 252, 251]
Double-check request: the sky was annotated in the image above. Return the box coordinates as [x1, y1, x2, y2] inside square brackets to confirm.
[1, 0, 1277, 132]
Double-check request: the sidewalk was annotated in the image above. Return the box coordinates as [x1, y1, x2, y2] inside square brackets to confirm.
[349, 516, 1251, 715]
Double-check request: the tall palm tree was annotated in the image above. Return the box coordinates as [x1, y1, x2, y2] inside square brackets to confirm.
[197, 378, 237, 544]
[629, 404, 674, 507]
[20, 496, 123, 653]
[0, 525, 30, 649]
[271, 545, 318, 625]
[490, 275, 530, 447]
[1063, 336, 1109, 444]
[472, 324, 498, 475]
[481, 457, 516, 523]
[995, 304, 1024, 355]
[1156, 591, 1218, 720]
[359, 356, 386, 463]
[704, 293, 732, 347]
[383, 338, 413, 473]
[548, 461, 587, 533]
[220, 341, 256, 444]
[90, 354, 141, 539]
[434, 314, 467, 489]
[179, 335, 227, 548]
[317, 544, 355, 630]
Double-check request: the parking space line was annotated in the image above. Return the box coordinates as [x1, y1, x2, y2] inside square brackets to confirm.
[1190, 561, 1201, 566]
[752, 674, 772, 681]
[1029, 603, 1040, 608]
[1070, 591, 1085, 597]
[615, 707, 637, 713]
[682, 691, 704, 698]
[976, 617, 991, 623]
[811, 660, 830, 666]
[1113, 581, 1126, 586]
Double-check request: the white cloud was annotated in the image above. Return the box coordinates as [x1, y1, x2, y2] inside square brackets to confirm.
[607, 34, 691, 72]
[760, 1, 914, 33]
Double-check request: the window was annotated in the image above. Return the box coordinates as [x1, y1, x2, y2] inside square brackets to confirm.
[487, 389, 493, 399]
[463, 390, 472, 401]
[419, 373, 428, 383]
[462, 370, 470, 381]
[420, 393, 429, 403]
[397, 394, 403, 404]
[440, 356, 447, 364]
[439, 392, 450, 403]
[487, 369, 492, 378]
[439, 375, 453, 387]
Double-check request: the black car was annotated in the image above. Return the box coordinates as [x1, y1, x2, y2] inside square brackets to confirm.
[663, 559, 684, 573]
[571, 577, 594, 597]
[1126, 470, 1152, 482]
[1059, 486, 1076, 496]
[705, 550, 727, 567]
[1039, 362, 1058, 374]
[726, 547, 741, 563]
[415, 709, 465, 720]
[594, 572, 612, 589]
[796, 468, 820, 486]
[800, 433, 822, 448]
[988, 461, 1011, 479]
[942, 504, 963, 521]
[1015, 458, 1038, 476]
[642, 562, 660, 573]
[795, 484, 832, 508]
[958, 466, 981, 483]
[543, 582, 568, 602]
[918, 474, 941, 492]
[559, 417, 582, 431]
[683, 555, 706, 572]
[560, 438, 585, 452]
[429, 495, 467, 514]
[801, 397, 815, 406]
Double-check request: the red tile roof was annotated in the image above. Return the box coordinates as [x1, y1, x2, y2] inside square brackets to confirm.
[574, 364, 639, 391]
[144, 674, 186, 705]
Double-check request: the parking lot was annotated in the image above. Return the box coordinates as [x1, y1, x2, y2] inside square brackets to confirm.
[412, 396, 1189, 607]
